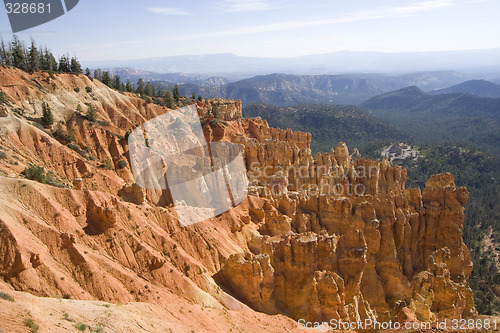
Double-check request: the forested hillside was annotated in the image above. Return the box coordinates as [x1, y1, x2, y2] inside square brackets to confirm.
[362, 86, 500, 156]
[243, 103, 406, 154]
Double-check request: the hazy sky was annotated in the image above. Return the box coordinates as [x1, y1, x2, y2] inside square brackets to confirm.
[0, 0, 499, 61]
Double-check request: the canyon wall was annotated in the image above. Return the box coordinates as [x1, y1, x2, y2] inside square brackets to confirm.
[0, 67, 474, 330]
[218, 116, 474, 324]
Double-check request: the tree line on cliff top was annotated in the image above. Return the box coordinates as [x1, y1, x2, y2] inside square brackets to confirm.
[0, 35, 81, 74]
[0, 36, 204, 111]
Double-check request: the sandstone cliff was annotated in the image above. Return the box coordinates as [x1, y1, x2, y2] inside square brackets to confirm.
[0, 67, 474, 331]
[220, 117, 474, 324]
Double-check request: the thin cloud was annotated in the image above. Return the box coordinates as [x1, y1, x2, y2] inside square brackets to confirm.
[218, 0, 288, 13]
[147, 7, 191, 15]
[335, 0, 454, 22]
[164, 0, 454, 41]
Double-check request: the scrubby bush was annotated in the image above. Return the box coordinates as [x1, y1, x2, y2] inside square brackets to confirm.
[97, 120, 110, 127]
[52, 123, 74, 143]
[68, 142, 88, 160]
[75, 323, 86, 331]
[85, 86, 92, 93]
[23, 164, 45, 183]
[0, 291, 14, 302]
[45, 171, 67, 188]
[22, 163, 67, 188]
[105, 157, 113, 170]
[85, 105, 97, 122]
[117, 159, 128, 169]
[24, 318, 39, 332]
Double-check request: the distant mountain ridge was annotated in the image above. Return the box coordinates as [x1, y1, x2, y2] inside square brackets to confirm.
[106, 68, 234, 86]
[97, 68, 487, 106]
[102, 68, 500, 107]
[175, 71, 471, 106]
[363, 86, 500, 117]
[197, 74, 389, 106]
[429, 79, 500, 98]
[84, 49, 500, 74]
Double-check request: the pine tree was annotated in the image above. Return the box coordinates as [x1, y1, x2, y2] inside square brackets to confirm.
[41, 102, 54, 127]
[112, 75, 121, 90]
[173, 84, 180, 102]
[41, 47, 57, 71]
[39, 48, 49, 71]
[11, 35, 26, 70]
[70, 57, 82, 74]
[145, 82, 154, 96]
[136, 79, 145, 95]
[164, 90, 176, 109]
[212, 103, 220, 120]
[93, 68, 102, 81]
[0, 38, 11, 66]
[85, 67, 92, 77]
[101, 71, 112, 87]
[197, 96, 203, 102]
[58, 55, 70, 72]
[27, 39, 40, 72]
[156, 86, 164, 98]
[125, 80, 133, 92]
[192, 92, 196, 100]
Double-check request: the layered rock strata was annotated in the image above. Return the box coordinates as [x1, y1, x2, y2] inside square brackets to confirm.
[0, 67, 474, 329]
[221, 117, 474, 324]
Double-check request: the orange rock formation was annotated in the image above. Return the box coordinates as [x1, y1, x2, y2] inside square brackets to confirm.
[0, 67, 474, 331]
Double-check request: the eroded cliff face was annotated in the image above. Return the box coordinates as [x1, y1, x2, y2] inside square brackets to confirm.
[0, 68, 249, 310]
[0, 67, 473, 330]
[221, 116, 474, 323]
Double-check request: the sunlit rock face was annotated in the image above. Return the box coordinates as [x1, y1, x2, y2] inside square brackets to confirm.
[221, 116, 474, 323]
[0, 66, 473, 329]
